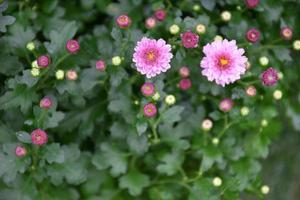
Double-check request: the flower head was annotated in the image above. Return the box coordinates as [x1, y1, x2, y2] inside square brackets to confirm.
[31, 129, 48, 146]
[66, 70, 78, 80]
[245, 0, 260, 8]
[179, 78, 192, 90]
[196, 24, 206, 34]
[219, 98, 234, 112]
[116, 15, 132, 29]
[37, 55, 51, 68]
[112, 56, 122, 66]
[179, 66, 190, 78]
[169, 24, 180, 35]
[143, 103, 157, 117]
[261, 67, 279, 86]
[281, 27, 293, 40]
[56, 70, 64, 80]
[200, 39, 248, 87]
[141, 82, 155, 97]
[66, 39, 80, 54]
[246, 85, 257, 96]
[165, 95, 176, 105]
[181, 31, 199, 48]
[26, 42, 35, 51]
[259, 56, 269, 66]
[96, 60, 106, 71]
[212, 177, 222, 187]
[154, 9, 166, 21]
[202, 119, 213, 131]
[15, 145, 26, 157]
[273, 90, 283, 100]
[221, 11, 231, 21]
[145, 17, 156, 29]
[40, 97, 52, 109]
[31, 68, 40, 77]
[246, 28, 260, 43]
[293, 40, 300, 50]
[133, 37, 173, 78]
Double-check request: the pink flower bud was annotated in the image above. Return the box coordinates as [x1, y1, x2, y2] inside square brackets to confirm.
[31, 129, 48, 146]
[143, 103, 157, 117]
[15, 145, 26, 157]
[181, 31, 199, 48]
[141, 82, 155, 97]
[116, 15, 132, 29]
[246, 28, 260, 43]
[179, 78, 192, 90]
[219, 98, 234, 112]
[179, 66, 190, 78]
[37, 55, 51, 68]
[246, 85, 257, 96]
[145, 17, 156, 29]
[96, 60, 106, 71]
[280, 27, 293, 40]
[66, 39, 80, 54]
[154, 9, 166, 21]
[40, 97, 52, 109]
[66, 70, 78, 80]
[261, 67, 279, 86]
[245, 0, 260, 8]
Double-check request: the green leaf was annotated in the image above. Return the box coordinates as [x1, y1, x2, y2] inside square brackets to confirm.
[44, 143, 65, 164]
[119, 170, 150, 196]
[0, 1, 15, 33]
[157, 151, 184, 176]
[200, 0, 216, 11]
[16, 131, 31, 144]
[161, 106, 184, 125]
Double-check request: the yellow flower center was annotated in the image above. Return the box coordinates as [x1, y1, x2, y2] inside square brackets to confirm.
[147, 51, 155, 61]
[219, 58, 229, 66]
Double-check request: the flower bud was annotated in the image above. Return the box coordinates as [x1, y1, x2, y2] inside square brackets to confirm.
[240, 106, 250, 116]
[66, 70, 78, 80]
[179, 66, 190, 78]
[66, 39, 80, 54]
[32, 60, 38, 68]
[273, 90, 282, 100]
[181, 31, 199, 48]
[196, 24, 206, 34]
[112, 56, 122, 66]
[221, 11, 231, 22]
[165, 95, 176, 105]
[40, 97, 52, 109]
[152, 92, 160, 101]
[261, 67, 279, 86]
[261, 119, 268, 127]
[26, 42, 35, 51]
[179, 78, 192, 90]
[214, 35, 223, 41]
[212, 137, 219, 145]
[202, 119, 213, 131]
[261, 185, 270, 194]
[143, 103, 157, 117]
[56, 70, 65, 80]
[116, 15, 132, 29]
[31, 68, 40, 77]
[141, 82, 155, 97]
[246, 85, 257, 97]
[15, 145, 27, 157]
[154, 9, 166, 21]
[37, 55, 51, 68]
[96, 60, 106, 71]
[246, 28, 260, 43]
[145, 17, 156, 29]
[219, 98, 234, 112]
[280, 27, 293, 40]
[293, 40, 300, 50]
[169, 24, 180, 35]
[259, 56, 269, 66]
[212, 177, 222, 187]
[193, 5, 201, 12]
[245, 0, 260, 8]
[31, 129, 48, 146]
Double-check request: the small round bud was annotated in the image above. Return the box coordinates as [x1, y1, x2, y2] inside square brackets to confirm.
[259, 56, 269, 66]
[219, 98, 234, 112]
[261, 185, 270, 194]
[181, 31, 199, 48]
[261, 67, 279, 86]
[26, 42, 35, 51]
[31, 68, 40, 77]
[221, 11, 231, 22]
[212, 137, 219, 145]
[55, 70, 65, 80]
[293, 40, 300, 50]
[66, 39, 80, 54]
[152, 92, 160, 101]
[179, 78, 192, 90]
[246, 85, 257, 97]
[245, 0, 260, 9]
[141, 82, 155, 97]
[202, 118, 213, 131]
[145, 17, 156, 29]
[15, 145, 27, 157]
[134, 100, 139, 105]
[165, 95, 176, 105]
[66, 70, 78, 80]
[280, 27, 293, 40]
[143, 103, 157, 117]
[212, 177, 222, 187]
[112, 56, 122, 66]
[246, 28, 260, 43]
[278, 72, 283, 80]
[154, 9, 166, 21]
[214, 35, 223, 41]
[196, 24, 206, 34]
[193, 5, 200, 12]
[40, 97, 52, 109]
[246, 61, 251, 70]
[273, 90, 283, 100]
[31, 60, 39, 68]
[31, 129, 48, 146]
[96, 60, 106, 71]
[116, 15, 132, 29]
[261, 119, 268, 127]
[237, 5, 242, 10]
[169, 24, 180, 35]
[179, 66, 190, 78]
[240, 106, 250, 116]
[37, 55, 51, 68]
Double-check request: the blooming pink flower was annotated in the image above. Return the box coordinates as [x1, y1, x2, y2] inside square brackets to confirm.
[245, 0, 260, 8]
[143, 103, 157, 117]
[133, 37, 173, 78]
[40, 97, 52, 109]
[145, 17, 156, 29]
[66, 70, 78, 80]
[200, 39, 248, 87]
[179, 66, 190, 78]
[261, 67, 278, 86]
[246, 85, 257, 96]
[66, 39, 80, 54]
[37, 55, 51, 68]
[96, 60, 106, 71]
[179, 78, 192, 90]
[181, 31, 199, 48]
[154, 9, 166, 21]
[31, 129, 48, 146]
[219, 98, 234, 112]
[116, 15, 132, 29]
[246, 28, 260, 43]
[15, 145, 26, 157]
[281, 27, 293, 40]
[141, 82, 155, 97]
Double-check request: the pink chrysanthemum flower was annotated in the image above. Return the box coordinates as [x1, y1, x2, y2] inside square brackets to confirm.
[31, 129, 48, 146]
[246, 28, 260, 43]
[200, 39, 248, 87]
[219, 98, 234, 112]
[154, 9, 166, 21]
[66, 70, 78, 80]
[245, 0, 260, 8]
[116, 15, 132, 29]
[280, 27, 293, 40]
[179, 66, 190, 78]
[96, 60, 106, 71]
[37, 55, 51, 68]
[145, 17, 156, 29]
[66, 39, 80, 54]
[141, 82, 155, 97]
[246, 85, 257, 96]
[179, 78, 192, 90]
[40, 96, 52, 109]
[143, 103, 157, 117]
[181, 31, 199, 48]
[133, 37, 173, 78]
[15, 145, 26, 157]
[261, 67, 278, 86]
